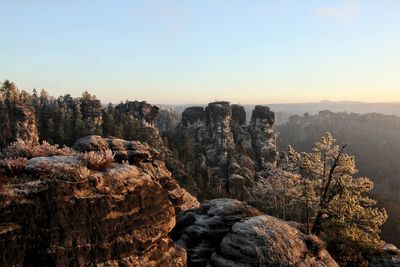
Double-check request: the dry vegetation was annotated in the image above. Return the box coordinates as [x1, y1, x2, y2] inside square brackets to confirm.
[0, 140, 115, 182]
[1, 139, 75, 159]
[79, 149, 115, 171]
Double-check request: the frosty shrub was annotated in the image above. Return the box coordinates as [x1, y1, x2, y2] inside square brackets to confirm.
[0, 157, 28, 176]
[80, 149, 114, 170]
[1, 139, 75, 159]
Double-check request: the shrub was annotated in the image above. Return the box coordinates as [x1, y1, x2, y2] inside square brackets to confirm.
[1, 139, 75, 159]
[80, 149, 114, 170]
[0, 157, 28, 176]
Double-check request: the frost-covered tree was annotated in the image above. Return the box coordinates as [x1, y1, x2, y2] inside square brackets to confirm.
[251, 133, 387, 265]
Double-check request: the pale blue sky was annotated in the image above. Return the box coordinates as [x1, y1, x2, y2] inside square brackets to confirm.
[1, 0, 399, 104]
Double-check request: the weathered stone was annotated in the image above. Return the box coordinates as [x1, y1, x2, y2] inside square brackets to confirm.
[0, 102, 39, 147]
[176, 102, 279, 199]
[172, 198, 260, 266]
[0, 143, 197, 266]
[73, 136, 199, 213]
[211, 215, 338, 267]
[182, 106, 206, 126]
[115, 101, 159, 126]
[26, 156, 82, 172]
[73, 136, 157, 163]
[369, 243, 400, 266]
[172, 199, 338, 267]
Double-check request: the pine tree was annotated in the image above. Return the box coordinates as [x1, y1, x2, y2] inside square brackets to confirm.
[283, 133, 387, 265]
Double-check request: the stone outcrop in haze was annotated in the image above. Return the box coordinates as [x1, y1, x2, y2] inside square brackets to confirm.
[0, 101, 39, 148]
[172, 198, 338, 267]
[176, 102, 279, 199]
[0, 138, 198, 266]
[115, 101, 159, 126]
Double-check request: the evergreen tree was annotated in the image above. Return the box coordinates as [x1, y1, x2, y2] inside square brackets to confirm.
[284, 133, 387, 265]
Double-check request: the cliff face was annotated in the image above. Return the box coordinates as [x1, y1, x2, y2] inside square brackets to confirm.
[0, 102, 39, 148]
[176, 102, 279, 199]
[0, 138, 198, 267]
[73, 135, 200, 213]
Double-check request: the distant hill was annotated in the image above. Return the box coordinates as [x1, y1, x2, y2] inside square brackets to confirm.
[157, 101, 400, 125]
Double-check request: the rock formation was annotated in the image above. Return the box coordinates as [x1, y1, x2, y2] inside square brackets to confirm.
[115, 101, 159, 126]
[0, 138, 198, 266]
[0, 102, 39, 148]
[172, 198, 338, 267]
[175, 102, 279, 199]
[73, 135, 199, 213]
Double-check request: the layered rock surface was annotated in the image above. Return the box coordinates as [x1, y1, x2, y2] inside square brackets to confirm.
[0, 139, 198, 266]
[172, 198, 338, 267]
[176, 102, 279, 199]
[73, 135, 199, 213]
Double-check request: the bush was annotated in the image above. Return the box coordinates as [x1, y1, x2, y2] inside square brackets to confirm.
[0, 157, 28, 176]
[80, 149, 114, 170]
[1, 139, 75, 159]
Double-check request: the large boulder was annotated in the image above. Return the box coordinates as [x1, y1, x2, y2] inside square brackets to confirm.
[210, 215, 338, 267]
[172, 198, 260, 266]
[172, 198, 338, 267]
[369, 243, 400, 266]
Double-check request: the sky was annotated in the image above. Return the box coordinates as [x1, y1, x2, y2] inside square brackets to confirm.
[1, 0, 400, 104]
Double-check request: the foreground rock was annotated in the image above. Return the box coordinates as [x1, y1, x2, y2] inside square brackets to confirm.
[73, 135, 199, 213]
[370, 243, 400, 266]
[172, 198, 338, 267]
[0, 140, 198, 266]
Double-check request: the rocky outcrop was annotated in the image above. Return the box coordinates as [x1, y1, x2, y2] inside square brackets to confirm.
[0, 139, 198, 266]
[172, 198, 338, 267]
[73, 135, 200, 213]
[176, 102, 279, 199]
[115, 101, 159, 126]
[0, 102, 39, 148]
